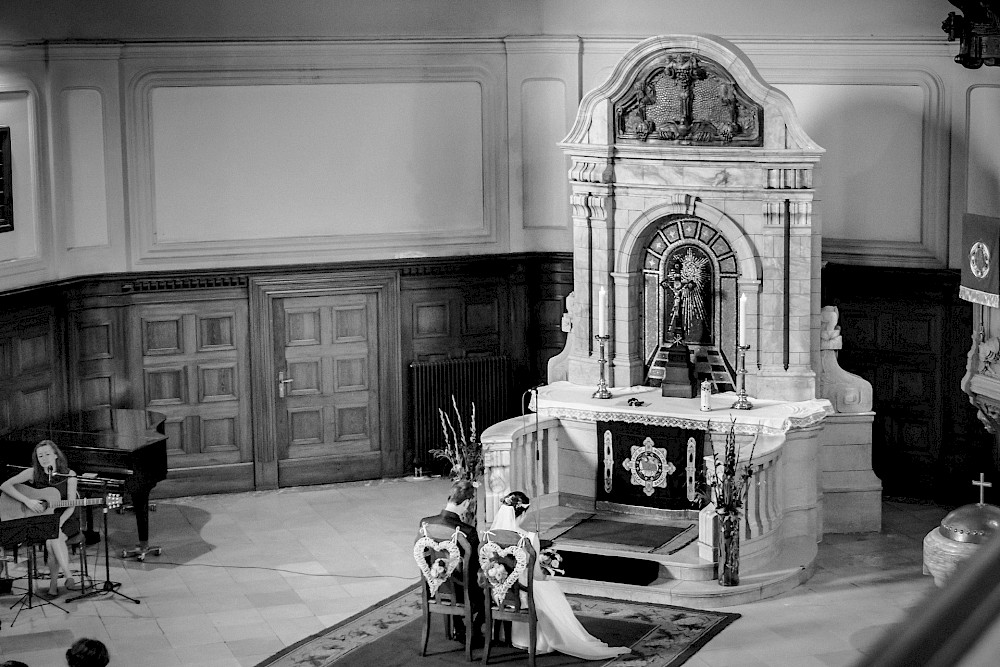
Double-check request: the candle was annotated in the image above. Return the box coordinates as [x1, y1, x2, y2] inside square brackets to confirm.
[700, 380, 712, 411]
[738, 292, 747, 347]
[598, 286, 608, 337]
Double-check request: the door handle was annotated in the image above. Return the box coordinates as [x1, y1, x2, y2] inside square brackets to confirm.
[277, 370, 294, 398]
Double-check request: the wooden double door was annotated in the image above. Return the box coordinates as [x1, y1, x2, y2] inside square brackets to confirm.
[252, 273, 402, 489]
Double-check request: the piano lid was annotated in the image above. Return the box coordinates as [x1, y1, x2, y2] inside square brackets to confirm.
[2, 408, 167, 452]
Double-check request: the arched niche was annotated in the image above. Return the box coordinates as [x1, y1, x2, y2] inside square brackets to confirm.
[640, 215, 740, 374]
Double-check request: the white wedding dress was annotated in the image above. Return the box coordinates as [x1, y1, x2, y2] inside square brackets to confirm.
[489, 506, 631, 660]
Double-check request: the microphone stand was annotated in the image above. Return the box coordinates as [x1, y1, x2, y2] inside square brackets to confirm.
[66, 478, 140, 605]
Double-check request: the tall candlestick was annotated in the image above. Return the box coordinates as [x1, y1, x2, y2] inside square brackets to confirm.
[598, 287, 608, 337]
[593, 334, 612, 399]
[732, 343, 753, 410]
[738, 292, 747, 347]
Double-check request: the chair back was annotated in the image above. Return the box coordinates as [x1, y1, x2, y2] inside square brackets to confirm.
[478, 528, 536, 615]
[414, 521, 473, 605]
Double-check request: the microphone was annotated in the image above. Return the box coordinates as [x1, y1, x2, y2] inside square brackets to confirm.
[46, 465, 54, 484]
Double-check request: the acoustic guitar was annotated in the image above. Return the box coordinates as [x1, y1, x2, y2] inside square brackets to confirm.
[0, 483, 119, 522]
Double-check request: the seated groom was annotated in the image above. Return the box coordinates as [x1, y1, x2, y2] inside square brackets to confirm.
[418, 480, 485, 644]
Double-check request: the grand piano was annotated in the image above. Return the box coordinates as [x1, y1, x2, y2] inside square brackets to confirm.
[0, 409, 167, 558]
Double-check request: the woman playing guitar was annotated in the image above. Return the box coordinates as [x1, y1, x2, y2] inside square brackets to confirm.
[0, 439, 78, 598]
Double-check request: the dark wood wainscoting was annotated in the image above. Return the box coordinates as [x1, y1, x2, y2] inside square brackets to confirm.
[0, 253, 571, 498]
[527, 255, 573, 387]
[0, 298, 65, 432]
[823, 263, 996, 503]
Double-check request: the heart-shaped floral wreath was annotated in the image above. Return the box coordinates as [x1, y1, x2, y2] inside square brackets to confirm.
[478, 539, 528, 607]
[413, 524, 462, 597]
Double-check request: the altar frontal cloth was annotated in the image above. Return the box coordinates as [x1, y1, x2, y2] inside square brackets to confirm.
[596, 421, 704, 511]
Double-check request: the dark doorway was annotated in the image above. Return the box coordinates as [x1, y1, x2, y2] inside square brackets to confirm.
[822, 263, 996, 505]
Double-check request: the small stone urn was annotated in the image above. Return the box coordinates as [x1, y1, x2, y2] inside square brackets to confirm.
[923, 497, 1000, 587]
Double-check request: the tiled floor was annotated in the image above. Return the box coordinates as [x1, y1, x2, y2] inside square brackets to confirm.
[0, 478, 983, 666]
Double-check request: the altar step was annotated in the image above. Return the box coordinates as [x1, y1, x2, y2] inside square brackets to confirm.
[555, 536, 816, 609]
[539, 508, 817, 609]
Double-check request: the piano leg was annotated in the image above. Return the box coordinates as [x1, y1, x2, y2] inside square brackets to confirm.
[120, 487, 162, 562]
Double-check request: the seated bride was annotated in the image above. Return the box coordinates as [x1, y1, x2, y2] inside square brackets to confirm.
[488, 491, 631, 660]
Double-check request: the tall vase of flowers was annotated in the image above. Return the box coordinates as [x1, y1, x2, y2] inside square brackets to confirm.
[702, 418, 757, 587]
[430, 396, 485, 527]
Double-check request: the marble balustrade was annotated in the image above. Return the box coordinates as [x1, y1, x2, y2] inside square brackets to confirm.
[481, 407, 824, 577]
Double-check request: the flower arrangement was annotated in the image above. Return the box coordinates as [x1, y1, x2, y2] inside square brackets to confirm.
[698, 418, 758, 520]
[538, 547, 564, 577]
[699, 418, 759, 587]
[430, 396, 484, 483]
[484, 559, 509, 588]
[428, 556, 452, 582]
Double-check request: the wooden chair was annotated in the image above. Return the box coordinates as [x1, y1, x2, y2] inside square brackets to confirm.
[413, 521, 476, 661]
[478, 528, 537, 667]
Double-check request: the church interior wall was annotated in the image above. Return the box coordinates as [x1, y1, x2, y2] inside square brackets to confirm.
[0, 1, 996, 499]
[0, 1, 993, 292]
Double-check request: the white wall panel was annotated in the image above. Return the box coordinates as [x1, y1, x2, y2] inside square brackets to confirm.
[150, 82, 483, 243]
[124, 42, 507, 267]
[779, 83, 924, 243]
[968, 86, 1000, 218]
[63, 88, 109, 249]
[506, 36, 578, 253]
[521, 79, 568, 230]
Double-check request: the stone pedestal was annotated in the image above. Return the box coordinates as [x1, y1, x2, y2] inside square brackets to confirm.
[657, 342, 696, 398]
[820, 412, 881, 533]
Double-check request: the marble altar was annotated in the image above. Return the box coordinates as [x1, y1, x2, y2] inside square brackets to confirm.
[481, 34, 881, 604]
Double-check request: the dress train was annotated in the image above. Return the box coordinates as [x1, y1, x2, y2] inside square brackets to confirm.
[510, 577, 631, 659]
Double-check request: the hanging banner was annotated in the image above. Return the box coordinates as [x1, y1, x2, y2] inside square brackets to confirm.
[960, 213, 1000, 308]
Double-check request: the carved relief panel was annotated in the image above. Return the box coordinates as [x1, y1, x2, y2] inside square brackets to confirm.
[614, 53, 763, 146]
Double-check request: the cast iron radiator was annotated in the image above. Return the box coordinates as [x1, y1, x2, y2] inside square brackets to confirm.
[409, 355, 514, 474]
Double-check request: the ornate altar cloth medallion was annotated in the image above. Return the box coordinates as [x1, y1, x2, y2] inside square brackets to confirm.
[623, 437, 675, 496]
[971, 241, 991, 279]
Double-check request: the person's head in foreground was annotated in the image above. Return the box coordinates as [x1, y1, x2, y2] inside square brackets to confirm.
[65, 638, 109, 667]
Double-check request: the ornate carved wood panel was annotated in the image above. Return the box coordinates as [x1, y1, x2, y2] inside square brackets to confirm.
[0, 306, 62, 435]
[404, 286, 503, 363]
[528, 255, 573, 385]
[129, 297, 251, 470]
[0, 254, 561, 497]
[399, 265, 522, 471]
[67, 305, 130, 429]
[824, 264, 994, 501]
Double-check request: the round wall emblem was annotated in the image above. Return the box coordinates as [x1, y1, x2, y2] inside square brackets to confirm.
[970, 241, 991, 279]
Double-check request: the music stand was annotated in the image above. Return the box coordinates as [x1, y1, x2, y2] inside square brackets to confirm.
[67, 479, 139, 604]
[1, 514, 70, 626]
